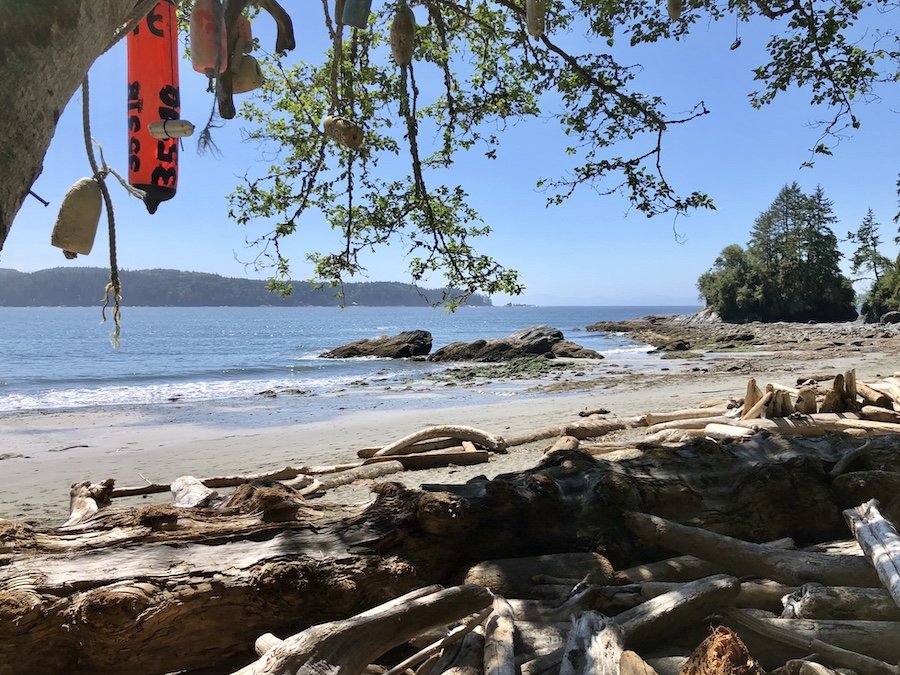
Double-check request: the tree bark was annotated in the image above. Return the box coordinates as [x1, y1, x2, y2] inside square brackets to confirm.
[0, 1, 153, 248]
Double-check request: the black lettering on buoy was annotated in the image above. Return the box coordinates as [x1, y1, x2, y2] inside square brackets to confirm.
[147, 9, 165, 38]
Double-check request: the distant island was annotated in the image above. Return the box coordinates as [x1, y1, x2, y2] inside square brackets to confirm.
[0, 268, 492, 307]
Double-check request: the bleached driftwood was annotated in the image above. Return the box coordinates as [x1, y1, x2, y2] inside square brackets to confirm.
[639, 428, 707, 445]
[741, 391, 773, 420]
[557, 611, 624, 675]
[724, 608, 900, 673]
[64, 478, 115, 526]
[857, 382, 893, 408]
[843, 499, 900, 609]
[641, 579, 795, 613]
[504, 417, 644, 447]
[384, 606, 491, 675]
[616, 538, 794, 584]
[358, 437, 462, 459]
[643, 416, 731, 434]
[232, 584, 491, 675]
[795, 387, 818, 415]
[521, 575, 740, 674]
[293, 460, 405, 494]
[483, 596, 516, 675]
[544, 436, 580, 455]
[613, 574, 740, 649]
[112, 463, 363, 498]
[860, 405, 900, 424]
[373, 426, 505, 457]
[643, 407, 729, 427]
[365, 448, 490, 470]
[171, 476, 219, 508]
[440, 628, 485, 675]
[781, 584, 900, 620]
[626, 512, 881, 587]
[745, 378, 763, 413]
[703, 423, 754, 440]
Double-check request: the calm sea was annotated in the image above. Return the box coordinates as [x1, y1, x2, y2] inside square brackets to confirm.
[0, 305, 699, 413]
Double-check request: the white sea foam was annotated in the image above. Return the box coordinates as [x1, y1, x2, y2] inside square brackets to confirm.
[600, 345, 655, 356]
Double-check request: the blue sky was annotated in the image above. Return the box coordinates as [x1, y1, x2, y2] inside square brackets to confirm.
[2, 4, 897, 305]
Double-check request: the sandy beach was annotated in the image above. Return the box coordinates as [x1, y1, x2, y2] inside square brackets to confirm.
[3, 322, 899, 526]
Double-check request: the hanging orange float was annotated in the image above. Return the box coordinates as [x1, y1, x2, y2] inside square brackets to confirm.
[127, 0, 181, 214]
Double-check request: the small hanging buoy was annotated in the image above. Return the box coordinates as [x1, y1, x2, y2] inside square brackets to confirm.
[148, 119, 195, 140]
[342, 0, 373, 29]
[323, 115, 363, 149]
[236, 13, 253, 54]
[50, 178, 102, 257]
[230, 53, 265, 94]
[666, 0, 683, 21]
[127, 1, 181, 214]
[390, 4, 416, 66]
[525, 0, 547, 38]
[190, 0, 227, 76]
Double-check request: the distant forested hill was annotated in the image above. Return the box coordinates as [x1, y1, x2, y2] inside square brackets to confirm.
[0, 268, 492, 307]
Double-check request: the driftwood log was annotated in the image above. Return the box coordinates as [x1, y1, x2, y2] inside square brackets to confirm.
[4, 434, 900, 673]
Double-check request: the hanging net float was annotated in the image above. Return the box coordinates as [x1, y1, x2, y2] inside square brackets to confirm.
[230, 53, 265, 94]
[235, 13, 254, 54]
[342, 0, 373, 29]
[525, 0, 547, 38]
[190, 0, 227, 77]
[666, 0, 683, 21]
[323, 115, 364, 150]
[148, 119, 195, 140]
[50, 178, 102, 258]
[390, 3, 416, 66]
[127, 0, 181, 214]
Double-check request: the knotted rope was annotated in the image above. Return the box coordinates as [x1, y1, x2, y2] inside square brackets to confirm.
[81, 75, 124, 346]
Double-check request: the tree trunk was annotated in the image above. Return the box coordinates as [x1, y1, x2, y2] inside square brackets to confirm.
[0, 435, 891, 673]
[0, 1, 151, 248]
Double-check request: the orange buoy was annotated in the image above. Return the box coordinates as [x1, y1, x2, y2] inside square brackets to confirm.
[190, 0, 227, 76]
[127, 0, 180, 214]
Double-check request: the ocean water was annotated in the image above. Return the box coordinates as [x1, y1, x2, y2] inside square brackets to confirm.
[0, 305, 699, 414]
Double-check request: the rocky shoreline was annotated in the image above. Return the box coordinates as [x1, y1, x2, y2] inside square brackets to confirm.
[587, 314, 900, 362]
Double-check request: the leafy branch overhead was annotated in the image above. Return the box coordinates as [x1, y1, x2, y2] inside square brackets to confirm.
[198, 0, 897, 302]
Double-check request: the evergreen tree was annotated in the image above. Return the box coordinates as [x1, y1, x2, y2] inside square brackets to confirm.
[847, 209, 892, 283]
[698, 185, 855, 322]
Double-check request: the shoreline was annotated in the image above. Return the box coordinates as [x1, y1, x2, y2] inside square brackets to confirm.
[3, 316, 900, 525]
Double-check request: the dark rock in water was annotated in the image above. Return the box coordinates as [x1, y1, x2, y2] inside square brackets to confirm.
[321, 330, 433, 358]
[429, 325, 601, 362]
[880, 311, 900, 325]
[655, 338, 691, 352]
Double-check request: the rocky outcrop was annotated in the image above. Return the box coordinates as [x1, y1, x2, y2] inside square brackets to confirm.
[321, 330, 433, 358]
[880, 311, 900, 324]
[428, 325, 601, 362]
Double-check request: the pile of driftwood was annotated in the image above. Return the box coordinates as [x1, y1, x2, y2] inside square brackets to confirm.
[631, 370, 900, 447]
[4, 369, 900, 674]
[224, 494, 900, 675]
